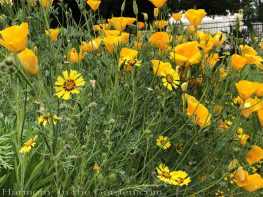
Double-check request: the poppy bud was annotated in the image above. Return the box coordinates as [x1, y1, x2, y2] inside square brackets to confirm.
[5, 56, 14, 66]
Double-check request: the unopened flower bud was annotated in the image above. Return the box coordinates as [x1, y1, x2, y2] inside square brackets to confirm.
[8, 66, 16, 73]
[144, 129, 151, 135]
[5, 56, 14, 66]
[181, 82, 188, 91]
[142, 12, 148, 21]
[88, 102, 97, 108]
[89, 80, 96, 89]
[108, 118, 116, 125]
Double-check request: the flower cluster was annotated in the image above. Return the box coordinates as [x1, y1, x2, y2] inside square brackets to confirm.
[156, 164, 191, 186]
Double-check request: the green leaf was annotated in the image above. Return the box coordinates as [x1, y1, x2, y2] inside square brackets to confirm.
[25, 160, 44, 189]
[0, 174, 7, 187]
[32, 174, 55, 191]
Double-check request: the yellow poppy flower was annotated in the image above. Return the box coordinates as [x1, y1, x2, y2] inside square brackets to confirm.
[169, 41, 202, 66]
[54, 70, 85, 100]
[87, 0, 101, 11]
[80, 38, 101, 52]
[241, 98, 263, 118]
[242, 173, 263, 192]
[234, 166, 263, 192]
[246, 145, 263, 164]
[125, 17, 137, 25]
[231, 54, 247, 71]
[39, 0, 53, 8]
[239, 45, 263, 65]
[211, 32, 226, 47]
[149, 0, 166, 8]
[149, 32, 170, 50]
[68, 48, 84, 63]
[204, 53, 219, 69]
[17, 48, 39, 76]
[199, 40, 214, 54]
[108, 17, 135, 31]
[172, 13, 182, 22]
[152, 60, 172, 77]
[185, 9, 207, 27]
[184, 94, 211, 127]
[19, 135, 38, 153]
[119, 32, 130, 44]
[186, 25, 196, 34]
[45, 28, 60, 41]
[102, 30, 121, 37]
[0, 22, 28, 52]
[196, 30, 210, 40]
[92, 23, 110, 32]
[119, 48, 138, 62]
[235, 80, 259, 100]
[103, 36, 122, 53]
[255, 83, 263, 97]
[234, 166, 249, 187]
[240, 44, 257, 56]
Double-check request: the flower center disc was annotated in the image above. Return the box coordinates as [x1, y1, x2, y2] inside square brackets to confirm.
[166, 74, 174, 84]
[176, 177, 185, 184]
[128, 59, 137, 67]
[162, 172, 171, 179]
[160, 139, 167, 145]
[64, 80, 76, 91]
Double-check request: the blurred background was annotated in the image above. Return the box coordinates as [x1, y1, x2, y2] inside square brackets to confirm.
[168, 0, 263, 37]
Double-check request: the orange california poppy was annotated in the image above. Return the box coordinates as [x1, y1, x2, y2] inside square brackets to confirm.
[246, 145, 263, 164]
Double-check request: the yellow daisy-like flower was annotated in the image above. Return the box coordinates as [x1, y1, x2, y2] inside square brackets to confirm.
[92, 163, 101, 173]
[120, 56, 142, 72]
[156, 164, 173, 184]
[215, 189, 224, 197]
[156, 135, 171, 150]
[175, 142, 183, 154]
[170, 170, 191, 186]
[54, 70, 85, 100]
[38, 113, 62, 127]
[19, 135, 38, 154]
[162, 68, 180, 91]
